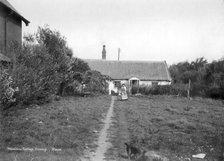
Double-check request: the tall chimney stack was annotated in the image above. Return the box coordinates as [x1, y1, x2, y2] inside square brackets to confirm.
[102, 45, 106, 60]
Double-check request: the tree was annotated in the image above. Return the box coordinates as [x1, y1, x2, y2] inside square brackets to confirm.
[1, 25, 76, 105]
[70, 58, 90, 74]
[169, 58, 207, 84]
[190, 57, 207, 71]
[36, 26, 72, 75]
[169, 57, 224, 99]
[57, 57, 90, 95]
[83, 70, 110, 94]
[204, 60, 224, 99]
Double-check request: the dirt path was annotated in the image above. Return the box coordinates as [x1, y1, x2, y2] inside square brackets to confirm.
[82, 96, 116, 161]
[117, 105, 130, 144]
[108, 100, 130, 161]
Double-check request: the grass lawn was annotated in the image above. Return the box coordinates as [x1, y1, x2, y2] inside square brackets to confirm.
[0, 95, 111, 161]
[1, 95, 224, 161]
[109, 95, 224, 161]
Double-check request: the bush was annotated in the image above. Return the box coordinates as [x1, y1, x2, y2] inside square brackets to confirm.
[0, 70, 17, 108]
[169, 58, 224, 99]
[136, 83, 224, 99]
[1, 25, 111, 107]
[3, 26, 74, 106]
[63, 80, 82, 96]
[131, 85, 139, 94]
[205, 86, 224, 99]
[83, 70, 110, 94]
[9, 45, 59, 105]
[36, 26, 74, 95]
[134, 84, 188, 96]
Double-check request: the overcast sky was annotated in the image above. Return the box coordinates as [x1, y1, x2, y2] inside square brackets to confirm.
[10, 0, 224, 64]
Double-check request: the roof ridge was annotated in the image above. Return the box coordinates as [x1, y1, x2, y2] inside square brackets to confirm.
[83, 59, 165, 63]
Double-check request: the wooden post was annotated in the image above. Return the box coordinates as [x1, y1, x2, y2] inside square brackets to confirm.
[187, 79, 191, 99]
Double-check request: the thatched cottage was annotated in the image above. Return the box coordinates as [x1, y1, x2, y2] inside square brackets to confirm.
[85, 46, 171, 95]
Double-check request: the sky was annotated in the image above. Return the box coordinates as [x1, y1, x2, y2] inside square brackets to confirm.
[10, 0, 224, 64]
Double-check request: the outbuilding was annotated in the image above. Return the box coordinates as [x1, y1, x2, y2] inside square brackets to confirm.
[0, 0, 29, 60]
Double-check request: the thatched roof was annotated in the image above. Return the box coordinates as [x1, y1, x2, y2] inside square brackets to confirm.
[85, 59, 172, 81]
[0, 0, 30, 26]
[0, 53, 11, 62]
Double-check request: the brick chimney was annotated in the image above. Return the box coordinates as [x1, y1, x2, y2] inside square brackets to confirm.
[102, 45, 106, 60]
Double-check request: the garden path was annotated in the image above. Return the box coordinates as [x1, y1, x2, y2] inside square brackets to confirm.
[81, 96, 116, 161]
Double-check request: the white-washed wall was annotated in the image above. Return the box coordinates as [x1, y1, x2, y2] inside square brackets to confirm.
[158, 81, 171, 85]
[108, 81, 114, 95]
[108, 80, 171, 95]
[139, 81, 152, 86]
[139, 81, 171, 86]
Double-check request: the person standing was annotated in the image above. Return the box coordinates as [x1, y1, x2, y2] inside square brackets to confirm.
[120, 84, 128, 100]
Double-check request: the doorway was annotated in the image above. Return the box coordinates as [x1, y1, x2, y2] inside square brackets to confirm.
[129, 78, 140, 94]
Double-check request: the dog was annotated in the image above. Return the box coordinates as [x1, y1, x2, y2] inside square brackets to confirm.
[124, 143, 141, 160]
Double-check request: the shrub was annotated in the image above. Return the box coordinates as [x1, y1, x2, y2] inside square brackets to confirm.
[36, 26, 74, 95]
[131, 84, 139, 94]
[134, 84, 188, 96]
[2, 25, 110, 107]
[10, 45, 59, 105]
[4, 26, 74, 105]
[205, 86, 224, 99]
[83, 70, 110, 94]
[169, 57, 224, 99]
[63, 80, 82, 96]
[70, 58, 90, 74]
[0, 70, 18, 108]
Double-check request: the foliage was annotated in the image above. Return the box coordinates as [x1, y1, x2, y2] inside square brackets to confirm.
[70, 57, 90, 74]
[83, 70, 110, 94]
[0, 26, 74, 106]
[169, 57, 207, 84]
[169, 57, 224, 99]
[35, 26, 74, 95]
[133, 84, 187, 96]
[63, 69, 111, 96]
[204, 60, 224, 99]
[0, 70, 17, 108]
[0, 26, 109, 107]
[58, 58, 90, 96]
[63, 80, 82, 96]
[10, 45, 59, 105]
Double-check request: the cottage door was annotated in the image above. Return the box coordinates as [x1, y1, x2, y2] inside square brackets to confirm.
[130, 79, 139, 94]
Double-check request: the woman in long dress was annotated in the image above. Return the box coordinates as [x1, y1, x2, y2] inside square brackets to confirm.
[120, 84, 128, 100]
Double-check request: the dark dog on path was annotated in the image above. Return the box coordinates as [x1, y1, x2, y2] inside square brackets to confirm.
[124, 142, 141, 160]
